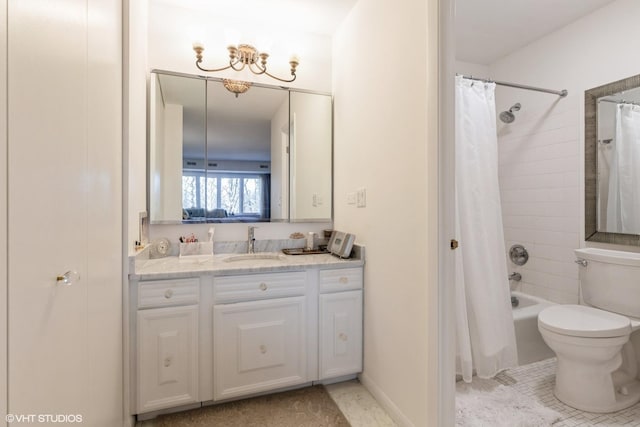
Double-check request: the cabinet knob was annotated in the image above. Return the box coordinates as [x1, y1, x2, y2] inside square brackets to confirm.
[259, 283, 268, 291]
[260, 345, 267, 354]
[164, 356, 172, 367]
[339, 277, 349, 284]
[339, 333, 348, 341]
[164, 289, 174, 299]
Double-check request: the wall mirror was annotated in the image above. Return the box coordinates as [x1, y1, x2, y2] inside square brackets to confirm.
[148, 70, 333, 224]
[585, 73, 640, 245]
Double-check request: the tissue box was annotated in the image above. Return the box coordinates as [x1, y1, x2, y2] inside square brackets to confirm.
[179, 241, 213, 262]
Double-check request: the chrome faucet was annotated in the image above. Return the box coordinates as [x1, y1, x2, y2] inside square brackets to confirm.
[247, 226, 256, 254]
[509, 272, 522, 282]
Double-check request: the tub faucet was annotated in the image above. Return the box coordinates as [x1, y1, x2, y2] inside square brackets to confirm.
[509, 272, 522, 281]
[247, 226, 256, 254]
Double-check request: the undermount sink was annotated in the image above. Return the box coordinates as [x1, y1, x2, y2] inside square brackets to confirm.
[222, 253, 285, 263]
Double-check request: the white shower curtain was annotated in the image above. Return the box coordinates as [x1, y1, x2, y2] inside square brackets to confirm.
[455, 76, 518, 383]
[606, 103, 640, 234]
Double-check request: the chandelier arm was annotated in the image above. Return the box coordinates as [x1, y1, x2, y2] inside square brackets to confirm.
[195, 61, 232, 73]
[263, 70, 297, 83]
[248, 63, 267, 76]
[230, 61, 247, 72]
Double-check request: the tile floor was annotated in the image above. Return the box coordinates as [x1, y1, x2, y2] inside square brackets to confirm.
[494, 358, 640, 426]
[136, 379, 397, 427]
[326, 380, 397, 427]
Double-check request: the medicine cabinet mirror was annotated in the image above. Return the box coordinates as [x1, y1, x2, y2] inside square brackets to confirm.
[148, 70, 332, 224]
[585, 73, 640, 245]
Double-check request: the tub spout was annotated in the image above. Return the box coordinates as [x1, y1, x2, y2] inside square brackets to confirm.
[509, 272, 522, 281]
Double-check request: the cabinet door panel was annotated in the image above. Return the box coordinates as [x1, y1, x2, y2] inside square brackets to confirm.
[137, 306, 199, 413]
[214, 297, 306, 400]
[319, 291, 363, 379]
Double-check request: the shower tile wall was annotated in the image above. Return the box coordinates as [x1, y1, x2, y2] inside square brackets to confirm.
[497, 93, 581, 304]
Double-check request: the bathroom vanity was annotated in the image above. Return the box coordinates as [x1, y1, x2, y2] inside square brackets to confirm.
[128, 248, 364, 419]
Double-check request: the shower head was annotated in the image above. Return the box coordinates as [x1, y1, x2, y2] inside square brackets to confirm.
[499, 103, 521, 123]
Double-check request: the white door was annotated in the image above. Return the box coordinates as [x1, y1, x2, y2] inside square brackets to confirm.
[137, 306, 199, 413]
[213, 297, 307, 400]
[319, 290, 363, 379]
[7, 0, 122, 425]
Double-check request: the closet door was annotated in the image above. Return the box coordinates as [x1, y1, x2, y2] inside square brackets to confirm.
[7, 0, 122, 425]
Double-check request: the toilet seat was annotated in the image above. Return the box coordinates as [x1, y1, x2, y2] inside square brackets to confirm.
[539, 305, 631, 338]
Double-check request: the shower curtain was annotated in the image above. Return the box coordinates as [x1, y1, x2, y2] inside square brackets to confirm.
[606, 103, 640, 234]
[455, 76, 518, 383]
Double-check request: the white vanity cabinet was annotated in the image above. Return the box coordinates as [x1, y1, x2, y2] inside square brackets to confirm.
[319, 268, 363, 379]
[212, 271, 308, 400]
[136, 278, 200, 414]
[132, 259, 364, 418]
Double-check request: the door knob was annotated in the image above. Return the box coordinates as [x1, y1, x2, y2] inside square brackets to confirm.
[56, 271, 80, 286]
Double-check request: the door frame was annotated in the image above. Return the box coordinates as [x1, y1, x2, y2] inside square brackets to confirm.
[437, 0, 456, 425]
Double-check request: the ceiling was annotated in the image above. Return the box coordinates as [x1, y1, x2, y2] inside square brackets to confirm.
[157, 73, 288, 162]
[456, 0, 618, 65]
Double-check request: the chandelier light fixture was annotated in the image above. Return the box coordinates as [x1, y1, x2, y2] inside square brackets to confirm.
[192, 42, 299, 97]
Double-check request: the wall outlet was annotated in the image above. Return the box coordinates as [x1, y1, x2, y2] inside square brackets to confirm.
[356, 188, 366, 208]
[347, 192, 356, 205]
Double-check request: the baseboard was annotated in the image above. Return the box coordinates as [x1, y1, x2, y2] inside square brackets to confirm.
[358, 372, 414, 427]
[315, 374, 358, 385]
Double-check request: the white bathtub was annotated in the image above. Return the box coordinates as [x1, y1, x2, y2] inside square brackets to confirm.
[511, 291, 555, 365]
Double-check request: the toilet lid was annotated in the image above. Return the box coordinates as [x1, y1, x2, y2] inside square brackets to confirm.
[538, 305, 631, 338]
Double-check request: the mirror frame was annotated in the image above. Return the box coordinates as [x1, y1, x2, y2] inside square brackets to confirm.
[585, 73, 640, 245]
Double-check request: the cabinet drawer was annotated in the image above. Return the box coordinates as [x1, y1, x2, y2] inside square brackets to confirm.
[214, 272, 306, 304]
[138, 278, 200, 309]
[319, 268, 363, 293]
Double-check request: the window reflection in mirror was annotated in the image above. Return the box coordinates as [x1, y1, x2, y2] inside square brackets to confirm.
[196, 82, 287, 222]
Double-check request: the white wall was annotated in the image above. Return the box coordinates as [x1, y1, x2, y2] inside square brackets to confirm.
[162, 104, 184, 220]
[489, 0, 640, 303]
[333, 0, 437, 425]
[270, 97, 289, 220]
[147, 1, 332, 93]
[290, 92, 332, 220]
[143, 1, 334, 243]
[126, 0, 149, 254]
[149, 73, 164, 221]
[455, 60, 489, 77]
[0, 0, 6, 421]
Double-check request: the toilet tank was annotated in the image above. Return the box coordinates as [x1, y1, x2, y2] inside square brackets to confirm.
[575, 248, 640, 319]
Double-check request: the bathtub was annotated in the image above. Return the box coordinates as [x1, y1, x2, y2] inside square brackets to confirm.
[511, 291, 556, 365]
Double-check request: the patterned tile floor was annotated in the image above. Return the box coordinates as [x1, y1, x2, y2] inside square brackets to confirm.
[494, 358, 640, 426]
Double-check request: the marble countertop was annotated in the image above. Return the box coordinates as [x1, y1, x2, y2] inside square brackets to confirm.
[131, 246, 365, 281]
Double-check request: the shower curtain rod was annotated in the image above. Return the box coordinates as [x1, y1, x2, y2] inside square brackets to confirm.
[598, 98, 640, 107]
[459, 74, 568, 97]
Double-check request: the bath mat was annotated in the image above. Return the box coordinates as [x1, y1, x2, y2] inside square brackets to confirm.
[456, 379, 561, 427]
[144, 385, 350, 427]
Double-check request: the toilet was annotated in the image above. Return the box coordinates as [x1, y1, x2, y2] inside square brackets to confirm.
[538, 248, 640, 413]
